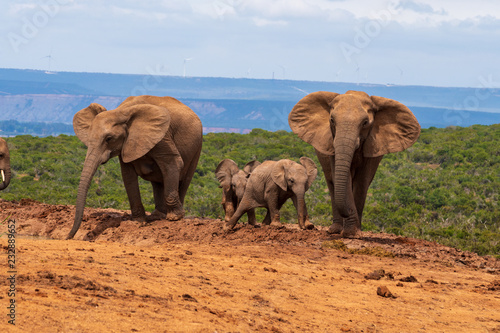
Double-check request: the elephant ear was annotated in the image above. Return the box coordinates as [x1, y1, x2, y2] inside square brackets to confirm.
[288, 91, 339, 156]
[363, 96, 421, 157]
[73, 103, 107, 147]
[120, 104, 171, 163]
[271, 160, 289, 191]
[299, 157, 318, 190]
[242, 160, 261, 176]
[215, 159, 239, 191]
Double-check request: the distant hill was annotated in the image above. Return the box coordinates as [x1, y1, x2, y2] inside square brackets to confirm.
[0, 68, 499, 136]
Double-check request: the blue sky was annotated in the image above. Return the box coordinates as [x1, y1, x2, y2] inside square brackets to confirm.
[1, 0, 500, 88]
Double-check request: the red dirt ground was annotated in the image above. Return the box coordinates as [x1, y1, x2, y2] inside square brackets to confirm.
[1, 198, 499, 332]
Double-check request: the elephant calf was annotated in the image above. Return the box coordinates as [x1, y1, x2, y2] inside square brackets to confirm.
[215, 159, 260, 224]
[0, 138, 11, 191]
[223, 157, 317, 231]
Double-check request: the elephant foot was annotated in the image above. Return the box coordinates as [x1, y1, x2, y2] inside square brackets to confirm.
[270, 221, 283, 228]
[247, 219, 256, 226]
[341, 227, 362, 239]
[303, 220, 315, 230]
[166, 208, 184, 221]
[222, 222, 235, 232]
[148, 210, 167, 221]
[328, 222, 343, 234]
[131, 214, 147, 223]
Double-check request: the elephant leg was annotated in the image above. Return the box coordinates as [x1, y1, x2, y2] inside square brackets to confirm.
[262, 209, 271, 225]
[178, 147, 201, 205]
[317, 151, 343, 234]
[267, 195, 281, 226]
[156, 157, 184, 221]
[150, 182, 167, 220]
[352, 156, 383, 228]
[247, 208, 257, 226]
[223, 192, 236, 222]
[224, 196, 257, 231]
[120, 160, 146, 221]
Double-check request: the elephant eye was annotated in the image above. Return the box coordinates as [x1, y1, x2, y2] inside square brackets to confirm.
[362, 119, 369, 128]
[290, 178, 295, 183]
[105, 135, 113, 143]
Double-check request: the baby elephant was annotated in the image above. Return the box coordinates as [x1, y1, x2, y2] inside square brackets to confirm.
[223, 157, 317, 231]
[216, 159, 261, 225]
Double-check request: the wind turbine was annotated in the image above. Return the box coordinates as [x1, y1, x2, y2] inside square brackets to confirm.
[183, 57, 193, 78]
[396, 66, 404, 85]
[41, 48, 55, 74]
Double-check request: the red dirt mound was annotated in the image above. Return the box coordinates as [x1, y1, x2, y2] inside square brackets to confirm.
[0, 199, 499, 332]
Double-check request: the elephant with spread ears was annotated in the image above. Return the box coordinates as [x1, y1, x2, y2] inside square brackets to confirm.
[223, 157, 317, 231]
[0, 138, 11, 191]
[215, 159, 261, 225]
[68, 95, 203, 239]
[289, 90, 420, 238]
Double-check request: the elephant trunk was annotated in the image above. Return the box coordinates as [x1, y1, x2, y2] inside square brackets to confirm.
[333, 136, 356, 218]
[67, 152, 101, 239]
[296, 193, 307, 227]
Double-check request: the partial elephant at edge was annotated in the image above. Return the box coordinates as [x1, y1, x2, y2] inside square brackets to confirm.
[288, 90, 420, 238]
[0, 138, 11, 191]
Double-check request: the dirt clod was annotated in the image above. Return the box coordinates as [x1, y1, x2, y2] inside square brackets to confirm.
[377, 286, 396, 298]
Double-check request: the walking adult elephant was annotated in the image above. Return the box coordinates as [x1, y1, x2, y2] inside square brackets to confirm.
[68, 95, 203, 239]
[0, 138, 11, 191]
[289, 90, 420, 238]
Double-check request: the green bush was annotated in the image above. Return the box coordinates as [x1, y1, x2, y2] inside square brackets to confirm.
[1, 124, 499, 256]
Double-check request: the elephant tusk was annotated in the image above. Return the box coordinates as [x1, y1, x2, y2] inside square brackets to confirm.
[1, 170, 4, 183]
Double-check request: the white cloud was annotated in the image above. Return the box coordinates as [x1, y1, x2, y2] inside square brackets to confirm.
[0, 0, 499, 87]
[252, 17, 288, 27]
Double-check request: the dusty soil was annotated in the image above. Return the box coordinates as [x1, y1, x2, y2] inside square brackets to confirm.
[0, 198, 499, 332]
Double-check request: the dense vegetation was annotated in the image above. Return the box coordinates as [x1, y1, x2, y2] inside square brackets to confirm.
[1, 124, 499, 257]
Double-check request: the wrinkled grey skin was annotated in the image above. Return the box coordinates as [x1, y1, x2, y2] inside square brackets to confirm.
[215, 159, 261, 224]
[224, 157, 317, 231]
[69, 95, 203, 239]
[289, 90, 420, 238]
[0, 138, 11, 191]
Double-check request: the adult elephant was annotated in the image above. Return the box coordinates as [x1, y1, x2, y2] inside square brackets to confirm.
[289, 90, 420, 238]
[68, 95, 203, 239]
[0, 138, 11, 191]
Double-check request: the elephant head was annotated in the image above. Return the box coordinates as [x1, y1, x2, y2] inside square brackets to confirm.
[271, 157, 317, 229]
[216, 159, 260, 221]
[0, 138, 11, 191]
[289, 91, 420, 222]
[69, 102, 171, 239]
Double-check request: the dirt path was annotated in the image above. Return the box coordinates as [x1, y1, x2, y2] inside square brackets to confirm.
[1, 199, 499, 332]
